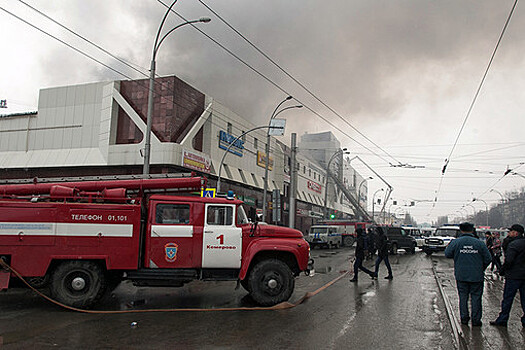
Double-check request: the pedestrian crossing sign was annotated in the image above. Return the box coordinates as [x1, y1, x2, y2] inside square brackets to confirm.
[201, 188, 216, 198]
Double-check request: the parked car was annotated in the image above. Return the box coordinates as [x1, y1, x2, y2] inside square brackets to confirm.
[402, 226, 426, 248]
[375, 226, 417, 254]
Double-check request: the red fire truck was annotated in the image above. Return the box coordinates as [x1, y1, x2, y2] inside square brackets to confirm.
[0, 175, 313, 308]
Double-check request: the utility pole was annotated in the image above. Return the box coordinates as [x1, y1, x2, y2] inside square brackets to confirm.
[289, 133, 297, 228]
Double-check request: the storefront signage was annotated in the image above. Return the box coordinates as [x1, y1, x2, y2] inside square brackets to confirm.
[257, 151, 273, 170]
[238, 195, 256, 206]
[309, 211, 323, 218]
[218, 130, 244, 157]
[182, 149, 211, 173]
[296, 208, 309, 217]
[307, 180, 322, 194]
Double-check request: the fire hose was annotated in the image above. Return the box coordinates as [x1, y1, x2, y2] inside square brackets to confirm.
[0, 259, 348, 314]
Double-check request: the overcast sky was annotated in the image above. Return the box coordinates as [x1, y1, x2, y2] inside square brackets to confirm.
[1, 0, 524, 225]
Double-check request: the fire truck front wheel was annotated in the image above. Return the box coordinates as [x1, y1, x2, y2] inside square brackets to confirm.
[248, 259, 294, 306]
[50, 261, 106, 309]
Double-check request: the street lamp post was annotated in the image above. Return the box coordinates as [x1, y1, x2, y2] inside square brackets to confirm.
[464, 203, 476, 219]
[372, 188, 384, 223]
[216, 125, 282, 193]
[357, 176, 373, 208]
[323, 148, 349, 219]
[143, 0, 210, 176]
[490, 189, 505, 203]
[262, 97, 302, 222]
[473, 198, 489, 226]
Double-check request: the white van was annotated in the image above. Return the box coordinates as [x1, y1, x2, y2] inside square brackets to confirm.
[305, 225, 342, 249]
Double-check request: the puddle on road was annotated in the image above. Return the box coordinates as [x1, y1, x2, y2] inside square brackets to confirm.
[315, 266, 333, 274]
[361, 290, 376, 300]
[318, 251, 339, 258]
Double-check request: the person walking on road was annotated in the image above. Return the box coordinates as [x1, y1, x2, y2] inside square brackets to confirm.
[373, 226, 393, 280]
[366, 228, 376, 260]
[445, 222, 492, 326]
[490, 224, 525, 328]
[350, 228, 375, 282]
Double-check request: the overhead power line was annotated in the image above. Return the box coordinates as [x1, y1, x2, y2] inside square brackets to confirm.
[16, 0, 150, 78]
[441, 0, 519, 176]
[0, 4, 289, 158]
[0, 6, 134, 81]
[430, 0, 519, 219]
[154, 0, 393, 165]
[195, 0, 405, 167]
[7, 0, 399, 167]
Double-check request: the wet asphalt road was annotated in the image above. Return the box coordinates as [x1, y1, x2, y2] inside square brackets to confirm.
[0, 248, 502, 349]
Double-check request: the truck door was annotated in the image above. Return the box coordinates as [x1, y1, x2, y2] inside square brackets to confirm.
[146, 202, 194, 268]
[202, 204, 241, 268]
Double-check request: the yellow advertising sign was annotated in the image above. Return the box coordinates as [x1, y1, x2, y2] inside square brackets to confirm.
[257, 151, 273, 170]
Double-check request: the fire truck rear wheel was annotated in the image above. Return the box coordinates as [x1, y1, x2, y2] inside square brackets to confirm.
[51, 261, 106, 309]
[248, 259, 294, 306]
[343, 236, 355, 247]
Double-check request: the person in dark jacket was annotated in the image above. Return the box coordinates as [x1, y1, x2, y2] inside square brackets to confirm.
[350, 228, 375, 282]
[366, 228, 376, 260]
[490, 224, 525, 328]
[445, 222, 492, 326]
[373, 227, 393, 279]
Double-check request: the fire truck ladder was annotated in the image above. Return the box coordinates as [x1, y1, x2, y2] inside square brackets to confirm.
[327, 172, 372, 222]
[0, 172, 197, 185]
[0, 172, 206, 198]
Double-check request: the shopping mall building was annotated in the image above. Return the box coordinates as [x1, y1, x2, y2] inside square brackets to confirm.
[0, 75, 369, 233]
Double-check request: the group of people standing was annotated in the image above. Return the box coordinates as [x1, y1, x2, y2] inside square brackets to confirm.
[350, 226, 393, 282]
[445, 222, 525, 328]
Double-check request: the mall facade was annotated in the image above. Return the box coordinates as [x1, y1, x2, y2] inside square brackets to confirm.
[0, 75, 369, 233]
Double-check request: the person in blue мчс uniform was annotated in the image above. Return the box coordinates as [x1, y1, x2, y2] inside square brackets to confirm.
[445, 222, 491, 326]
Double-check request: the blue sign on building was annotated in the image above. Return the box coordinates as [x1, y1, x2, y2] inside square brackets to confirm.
[218, 130, 244, 157]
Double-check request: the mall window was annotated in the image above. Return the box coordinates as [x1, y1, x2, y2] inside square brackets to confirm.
[254, 138, 258, 149]
[251, 173, 259, 187]
[238, 169, 247, 183]
[227, 122, 232, 134]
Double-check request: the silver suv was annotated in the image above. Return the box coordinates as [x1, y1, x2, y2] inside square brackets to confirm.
[422, 225, 460, 255]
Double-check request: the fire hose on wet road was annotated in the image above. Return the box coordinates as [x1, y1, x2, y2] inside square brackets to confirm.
[0, 258, 349, 314]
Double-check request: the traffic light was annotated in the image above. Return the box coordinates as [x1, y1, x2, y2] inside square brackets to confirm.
[330, 213, 335, 219]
